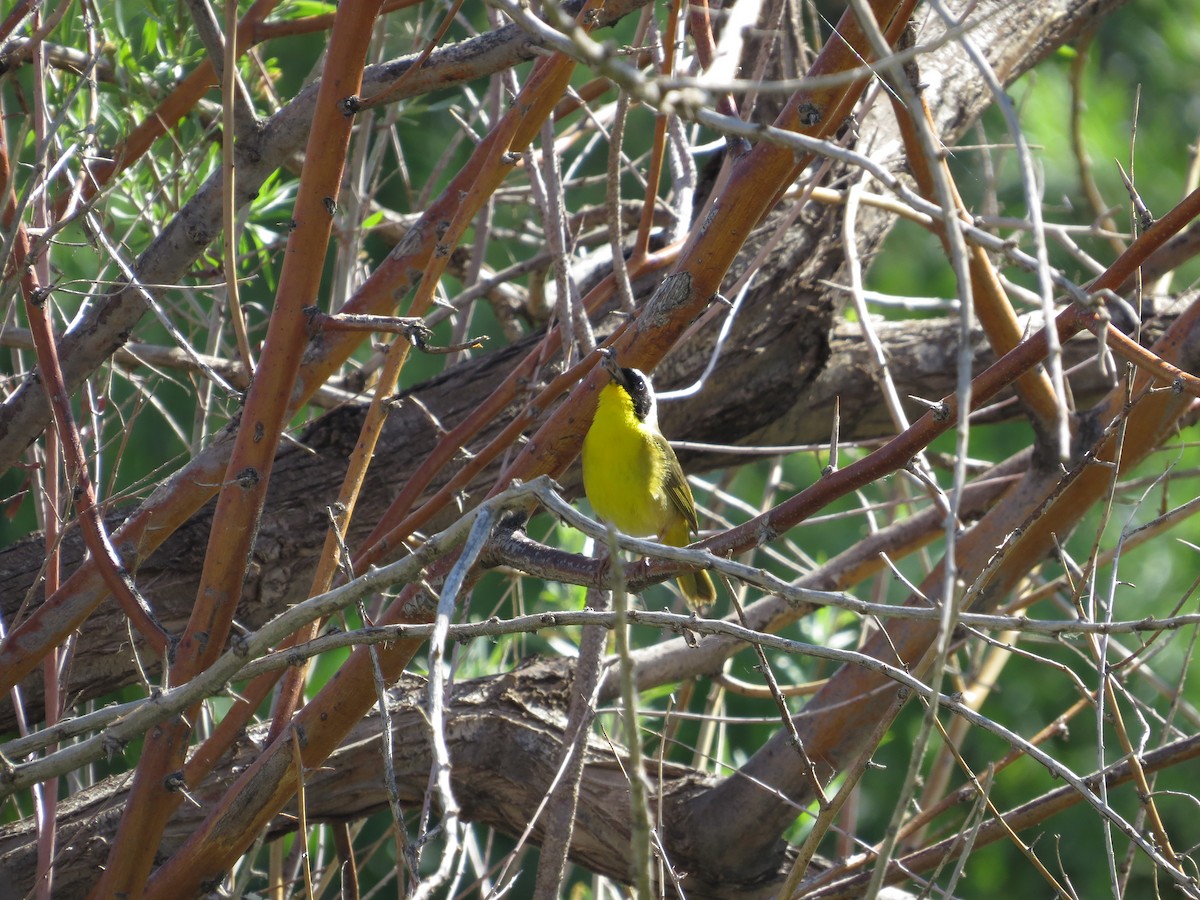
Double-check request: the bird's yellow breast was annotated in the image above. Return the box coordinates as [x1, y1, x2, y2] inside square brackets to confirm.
[583, 382, 672, 537]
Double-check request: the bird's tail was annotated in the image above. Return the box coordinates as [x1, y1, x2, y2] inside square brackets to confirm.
[663, 520, 716, 609]
[677, 569, 716, 609]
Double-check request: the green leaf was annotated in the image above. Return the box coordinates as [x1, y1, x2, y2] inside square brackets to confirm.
[273, 0, 339, 20]
[141, 16, 159, 58]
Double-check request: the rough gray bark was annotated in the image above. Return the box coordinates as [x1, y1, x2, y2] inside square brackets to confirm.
[3, 658, 1191, 898]
[0, 315, 1130, 734]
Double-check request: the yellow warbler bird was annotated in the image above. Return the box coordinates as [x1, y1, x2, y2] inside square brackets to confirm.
[582, 348, 716, 608]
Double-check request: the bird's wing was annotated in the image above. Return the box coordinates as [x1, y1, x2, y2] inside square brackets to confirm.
[652, 432, 700, 536]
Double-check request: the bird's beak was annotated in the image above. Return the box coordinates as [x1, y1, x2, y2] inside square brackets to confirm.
[597, 346, 623, 382]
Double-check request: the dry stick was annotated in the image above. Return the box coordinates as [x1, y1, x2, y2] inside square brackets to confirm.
[926, 767, 995, 899]
[729, 587, 828, 807]
[1130, 598, 1200, 887]
[91, 4, 384, 894]
[841, 178, 948, 533]
[1090, 527, 1180, 871]
[461, 5, 937, 878]
[607, 525, 654, 899]
[15, 574, 1200, 789]
[1068, 30, 1125, 259]
[527, 115, 590, 366]
[359, 605, 417, 889]
[357, 0, 464, 110]
[265, 305, 425, 747]
[413, 508, 495, 899]
[0, 327, 357, 404]
[28, 35, 60, 900]
[936, 0, 1071, 455]
[1097, 657, 1180, 867]
[333, 823, 361, 900]
[607, 86, 637, 310]
[778, 686, 908, 898]
[16, 583, 1200, 797]
[908, 631, 1016, 849]
[219, 0, 255, 374]
[182, 671, 279, 784]
[1070, 191, 1148, 894]
[0, 458, 1164, 772]
[925, 727, 1071, 898]
[1073, 395, 1169, 893]
[893, 697, 1093, 858]
[492, 619, 610, 894]
[23, 607, 1195, 897]
[352, 329, 587, 570]
[288, 728, 315, 898]
[249, 285, 482, 816]
[531, 585, 610, 899]
[338, 1, 993, 696]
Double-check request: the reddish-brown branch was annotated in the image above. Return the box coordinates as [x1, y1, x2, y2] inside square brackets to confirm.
[0, 132, 170, 657]
[90, 3, 385, 893]
[631, 0, 677, 262]
[136, 6, 612, 891]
